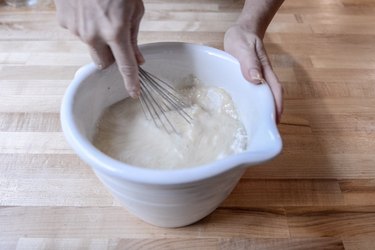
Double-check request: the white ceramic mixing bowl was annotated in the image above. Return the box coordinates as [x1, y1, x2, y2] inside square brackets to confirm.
[60, 42, 282, 227]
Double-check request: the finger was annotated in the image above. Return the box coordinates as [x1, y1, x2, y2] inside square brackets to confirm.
[236, 46, 264, 84]
[88, 41, 115, 70]
[262, 64, 283, 123]
[130, 5, 145, 64]
[130, 22, 144, 65]
[108, 29, 140, 98]
[255, 40, 283, 123]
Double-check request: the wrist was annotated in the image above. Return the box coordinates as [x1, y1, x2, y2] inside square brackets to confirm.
[235, 0, 284, 39]
[236, 21, 265, 39]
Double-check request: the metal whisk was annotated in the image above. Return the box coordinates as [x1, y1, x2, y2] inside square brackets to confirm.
[138, 67, 192, 134]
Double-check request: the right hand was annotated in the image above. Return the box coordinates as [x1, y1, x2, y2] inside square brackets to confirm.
[54, 0, 145, 98]
[224, 24, 283, 123]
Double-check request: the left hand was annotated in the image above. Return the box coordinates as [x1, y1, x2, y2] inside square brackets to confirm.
[224, 24, 283, 123]
[54, 0, 145, 98]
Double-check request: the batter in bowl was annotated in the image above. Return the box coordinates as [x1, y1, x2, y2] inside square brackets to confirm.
[93, 78, 247, 169]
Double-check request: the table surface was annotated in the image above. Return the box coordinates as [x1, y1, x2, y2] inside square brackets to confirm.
[1, 0, 375, 249]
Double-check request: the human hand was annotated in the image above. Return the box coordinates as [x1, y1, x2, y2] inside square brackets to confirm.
[54, 0, 145, 98]
[224, 24, 283, 123]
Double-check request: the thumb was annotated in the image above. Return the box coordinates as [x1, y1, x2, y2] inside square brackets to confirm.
[108, 32, 140, 98]
[237, 50, 264, 85]
[130, 10, 145, 65]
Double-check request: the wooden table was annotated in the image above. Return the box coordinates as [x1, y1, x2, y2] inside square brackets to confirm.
[1, 0, 375, 249]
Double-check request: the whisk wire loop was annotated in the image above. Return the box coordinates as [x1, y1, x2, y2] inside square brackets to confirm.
[139, 77, 177, 134]
[139, 68, 192, 123]
[138, 67, 192, 134]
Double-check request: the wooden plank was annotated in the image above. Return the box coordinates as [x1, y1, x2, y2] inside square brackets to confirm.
[308, 114, 375, 136]
[0, 52, 29, 65]
[0, 207, 289, 238]
[140, 20, 234, 32]
[25, 53, 91, 66]
[0, 27, 76, 41]
[279, 0, 343, 8]
[343, 237, 375, 250]
[294, 68, 375, 82]
[284, 99, 375, 115]
[264, 39, 375, 59]
[287, 206, 375, 238]
[0, 41, 86, 53]
[0, 178, 114, 206]
[144, 10, 240, 21]
[0, 52, 92, 66]
[0, 113, 61, 132]
[340, 0, 375, 5]
[312, 23, 375, 35]
[301, 13, 375, 24]
[223, 179, 344, 207]
[281, 81, 375, 98]
[0, 80, 69, 95]
[140, 31, 226, 45]
[243, 153, 375, 179]
[311, 55, 375, 69]
[279, 135, 375, 155]
[15, 238, 109, 250]
[0, 154, 90, 179]
[0, 239, 17, 250]
[0, 65, 78, 80]
[0, 96, 62, 113]
[340, 179, 375, 206]
[264, 33, 375, 46]
[0, 237, 345, 250]
[110, 238, 344, 250]
[0, 132, 71, 154]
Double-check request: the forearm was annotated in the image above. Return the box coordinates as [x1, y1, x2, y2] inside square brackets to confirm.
[236, 0, 284, 38]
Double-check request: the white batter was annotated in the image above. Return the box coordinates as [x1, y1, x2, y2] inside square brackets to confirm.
[93, 79, 247, 169]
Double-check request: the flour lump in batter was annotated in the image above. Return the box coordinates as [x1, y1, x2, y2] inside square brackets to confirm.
[93, 77, 247, 169]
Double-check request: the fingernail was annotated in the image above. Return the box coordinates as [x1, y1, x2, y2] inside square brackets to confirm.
[97, 64, 103, 70]
[250, 69, 262, 84]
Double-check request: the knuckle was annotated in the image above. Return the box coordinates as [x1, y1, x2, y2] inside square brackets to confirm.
[112, 21, 124, 33]
[82, 32, 96, 44]
[118, 65, 138, 77]
[259, 54, 271, 67]
[77, 24, 97, 43]
[242, 56, 261, 70]
[104, 28, 122, 42]
[261, 60, 271, 68]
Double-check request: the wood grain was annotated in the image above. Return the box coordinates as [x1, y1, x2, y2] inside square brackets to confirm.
[0, 207, 289, 238]
[2, 237, 346, 250]
[1, 0, 375, 249]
